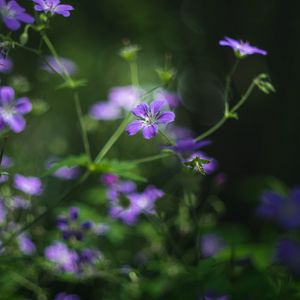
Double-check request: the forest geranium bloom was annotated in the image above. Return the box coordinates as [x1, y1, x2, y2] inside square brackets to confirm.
[89, 101, 121, 120]
[219, 36, 267, 57]
[257, 188, 300, 229]
[126, 100, 175, 139]
[32, 0, 74, 17]
[154, 90, 181, 109]
[0, 0, 34, 31]
[200, 233, 226, 257]
[18, 234, 36, 255]
[0, 86, 32, 133]
[14, 174, 43, 196]
[44, 242, 78, 273]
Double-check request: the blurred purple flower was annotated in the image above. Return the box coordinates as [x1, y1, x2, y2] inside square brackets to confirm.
[33, 0, 74, 17]
[204, 295, 229, 300]
[46, 157, 80, 181]
[101, 173, 119, 186]
[18, 233, 36, 255]
[14, 174, 43, 196]
[154, 90, 181, 109]
[257, 188, 300, 229]
[45, 242, 78, 273]
[108, 86, 144, 111]
[80, 248, 102, 264]
[0, 57, 12, 73]
[57, 207, 92, 241]
[54, 293, 80, 300]
[10, 196, 30, 209]
[0, 86, 32, 133]
[126, 100, 175, 139]
[106, 178, 137, 201]
[166, 124, 195, 140]
[89, 101, 121, 120]
[276, 239, 300, 275]
[109, 185, 164, 225]
[93, 223, 110, 235]
[219, 36, 267, 57]
[0, 0, 34, 31]
[200, 233, 226, 257]
[42, 56, 77, 75]
[0, 199, 7, 224]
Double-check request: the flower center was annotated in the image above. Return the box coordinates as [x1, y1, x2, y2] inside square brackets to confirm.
[0, 105, 15, 121]
[0, 6, 16, 19]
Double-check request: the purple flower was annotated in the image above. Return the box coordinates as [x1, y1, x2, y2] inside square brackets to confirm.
[276, 239, 300, 275]
[42, 56, 77, 75]
[54, 293, 80, 300]
[154, 90, 181, 109]
[18, 233, 36, 255]
[109, 185, 164, 225]
[0, 199, 7, 224]
[93, 223, 110, 235]
[219, 36, 267, 57]
[46, 157, 80, 181]
[101, 173, 119, 186]
[0, 0, 34, 31]
[166, 124, 195, 140]
[204, 295, 229, 300]
[10, 196, 30, 209]
[0, 57, 13, 73]
[89, 101, 121, 121]
[126, 100, 175, 139]
[32, 0, 74, 17]
[168, 139, 217, 174]
[0, 86, 32, 133]
[200, 233, 226, 257]
[80, 248, 102, 264]
[14, 174, 43, 196]
[44, 242, 78, 273]
[257, 188, 300, 229]
[108, 86, 144, 111]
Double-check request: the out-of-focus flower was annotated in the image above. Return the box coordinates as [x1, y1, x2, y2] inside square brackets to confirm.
[32, 0, 74, 17]
[89, 101, 121, 120]
[257, 188, 300, 229]
[200, 233, 226, 257]
[101, 173, 119, 186]
[10, 195, 30, 209]
[213, 172, 227, 187]
[219, 36, 267, 57]
[79, 248, 102, 265]
[44, 242, 78, 273]
[0, 199, 7, 224]
[168, 139, 217, 174]
[14, 174, 43, 196]
[56, 207, 93, 241]
[109, 185, 164, 225]
[42, 56, 77, 75]
[93, 223, 110, 235]
[276, 239, 300, 275]
[108, 86, 144, 111]
[54, 293, 80, 300]
[46, 157, 80, 181]
[204, 295, 229, 300]
[18, 233, 36, 255]
[0, 0, 34, 31]
[126, 100, 175, 139]
[166, 124, 194, 140]
[154, 89, 181, 109]
[0, 86, 32, 133]
[0, 57, 12, 73]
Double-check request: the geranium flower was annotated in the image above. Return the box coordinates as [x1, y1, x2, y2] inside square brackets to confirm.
[0, 86, 32, 133]
[126, 100, 175, 139]
[0, 0, 34, 31]
[14, 174, 43, 196]
[32, 0, 74, 17]
[219, 36, 267, 57]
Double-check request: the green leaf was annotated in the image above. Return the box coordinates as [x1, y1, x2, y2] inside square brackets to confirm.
[43, 154, 89, 176]
[56, 79, 87, 90]
[255, 73, 276, 94]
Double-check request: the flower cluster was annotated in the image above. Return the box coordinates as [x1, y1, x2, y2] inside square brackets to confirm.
[102, 174, 164, 225]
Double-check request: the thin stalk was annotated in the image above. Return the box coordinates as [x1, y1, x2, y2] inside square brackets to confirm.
[131, 152, 172, 164]
[130, 61, 139, 87]
[194, 117, 227, 142]
[159, 129, 175, 145]
[74, 91, 91, 161]
[231, 80, 256, 113]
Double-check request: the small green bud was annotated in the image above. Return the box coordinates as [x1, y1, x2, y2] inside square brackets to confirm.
[31, 99, 49, 116]
[119, 43, 141, 62]
[254, 73, 276, 94]
[9, 75, 31, 93]
[156, 68, 176, 85]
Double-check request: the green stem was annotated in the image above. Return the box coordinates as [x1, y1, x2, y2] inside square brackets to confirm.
[131, 152, 172, 164]
[130, 61, 139, 87]
[94, 114, 131, 163]
[195, 78, 257, 142]
[159, 129, 175, 145]
[74, 91, 91, 161]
